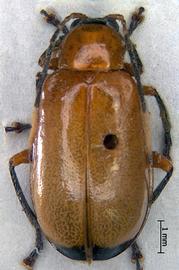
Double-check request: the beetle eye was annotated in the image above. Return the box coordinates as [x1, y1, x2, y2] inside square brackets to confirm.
[103, 134, 118, 150]
[106, 19, 119, 32]
[70, 19, 82, 29]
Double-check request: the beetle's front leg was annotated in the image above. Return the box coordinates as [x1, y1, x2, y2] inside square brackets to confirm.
[128, 7, 145, 36]
[131, 242, 144, 270]
[5, 122, 31, 134]
[40, 9, 61, 28]
[9, 150, 43, 269]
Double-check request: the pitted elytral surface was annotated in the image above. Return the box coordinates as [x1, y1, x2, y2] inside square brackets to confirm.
[30, 70, 152, 254]
[31, 71, 88, 247]
[87, 72, 151, 247]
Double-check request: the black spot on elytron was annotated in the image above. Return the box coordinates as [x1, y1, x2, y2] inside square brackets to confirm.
[103, 134, 118, 150]
[55, 238, 134, 260]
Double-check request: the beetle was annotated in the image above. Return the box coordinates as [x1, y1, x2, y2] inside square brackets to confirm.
[6, 7, 173, 270]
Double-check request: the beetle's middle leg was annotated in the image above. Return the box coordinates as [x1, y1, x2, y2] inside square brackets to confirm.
[131, 241, 144, 270]
[144, 86, 173, 203]
[5, 122, 31, 134]
[144, 86, 172, 157]
[123, 61, 143, 76]
[9, 149, 43, 269]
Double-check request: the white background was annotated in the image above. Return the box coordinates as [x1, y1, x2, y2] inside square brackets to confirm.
[0, 0, 179, 269]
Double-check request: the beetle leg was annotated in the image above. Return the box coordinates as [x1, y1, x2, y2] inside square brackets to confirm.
[122, 7, 146, 111]
[36, 9, 73, 106]
[103, 14, 128, 39]
[130, 43, 143, 74]
[151, 152, 173, 203]
[125, 7, 145, 76]
[144, 86, 173, 202]
[104, 7, 145, 37]
[61, 12, 88, 28]
[39, 12, 87, 71]
[5, 122, 31, 133]
[9, 150, 43, 269]
[144, 86, 172, 157]
[40, 10, 88, 34]
[152, 151, 173, 172]
[38, 36, 64, 70]
[121, 9, 145, 110]
[131, 242, 144, 270]
[38, 49, 57, 70]
[128, 7, 145, 36]
[124, 36, 146, 111]
[40, 9, 61, 28]
[123, 62, 143, 76]
[37, 11, 88, 103]
[39, 9, 69, 70]
[123, 43, 143, 76]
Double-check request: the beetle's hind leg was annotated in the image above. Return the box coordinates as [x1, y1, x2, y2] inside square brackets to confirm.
[9, 150, 43, 269]
[131, 242, 144, 270]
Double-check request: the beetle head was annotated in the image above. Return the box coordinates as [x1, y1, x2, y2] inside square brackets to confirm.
[70, 18, 119, 32]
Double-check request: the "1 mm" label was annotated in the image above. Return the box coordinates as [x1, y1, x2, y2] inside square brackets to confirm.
[157, 220, 168, 254]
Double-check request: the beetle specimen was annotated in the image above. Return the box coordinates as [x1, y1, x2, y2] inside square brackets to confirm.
[6, 7, 173, 270]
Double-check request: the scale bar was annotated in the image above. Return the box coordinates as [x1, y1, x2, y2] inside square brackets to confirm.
[157, 220, 165, 254]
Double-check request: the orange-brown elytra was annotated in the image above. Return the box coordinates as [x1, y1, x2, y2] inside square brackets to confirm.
[6, 7, 173, 270]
